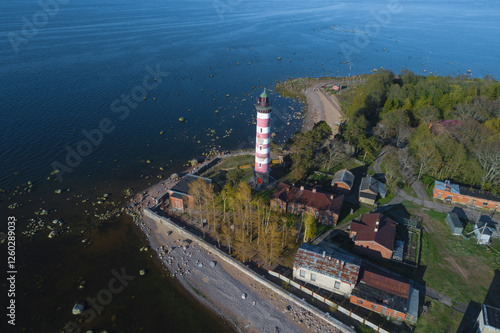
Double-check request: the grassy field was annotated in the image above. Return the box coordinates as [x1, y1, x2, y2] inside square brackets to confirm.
[418, 208, 500, 305]
[212, 154, 254, 171]
[415, 298, 463, 333]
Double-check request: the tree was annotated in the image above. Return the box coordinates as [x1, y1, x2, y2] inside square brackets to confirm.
[303, 213, 317, 243]
[188, 178, 210, 236]
[227, 167, 246, 186]
[475, 142, 500, 188]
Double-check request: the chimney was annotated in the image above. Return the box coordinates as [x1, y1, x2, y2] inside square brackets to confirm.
[312, 188, 317, 193]
[300, 186, 305, 191]
[322, 251, 326, 258]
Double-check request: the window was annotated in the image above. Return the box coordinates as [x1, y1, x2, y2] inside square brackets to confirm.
[334, 281, 340, 289]
[357, 299, 363, 304]
[438, 193, 442, 198]
[495, 204, 498, 210]
[483, 202, 489, 207]
[472, 199, 476, 205]
[310, 273, 316, 281]
[259, 163, 262, 168]
[260, 128, 262, 133]
[371, 304, 377, 310]
[259, 145, 262, 151]
[299, 270, 305, 278]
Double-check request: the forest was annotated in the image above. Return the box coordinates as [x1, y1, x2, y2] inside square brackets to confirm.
[334, 70, 500, 193]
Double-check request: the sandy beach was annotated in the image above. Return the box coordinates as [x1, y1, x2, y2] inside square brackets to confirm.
[302, 82, 344, 134]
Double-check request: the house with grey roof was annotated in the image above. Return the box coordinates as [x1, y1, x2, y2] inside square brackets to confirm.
[474, 221, 494, 245]
[331, 169, 355, 194]
[293, 243, 361, 296]
[359, 176, 386, 205]
[166, 174, 213, 212]
[446, 212, 463, 235]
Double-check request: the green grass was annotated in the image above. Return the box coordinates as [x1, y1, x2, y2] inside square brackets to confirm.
[423, 209, 447, 224]
[377, 192, 395, 205]
[425, 182, 434, 200]
[215, 154, 255, 170]
[415, 298, 463, 333]
[337, 202, 372, 226]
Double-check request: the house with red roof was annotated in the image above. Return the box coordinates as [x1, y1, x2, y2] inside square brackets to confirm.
[270, 183, 344, 226]
[349, 213, 397, 259]
[350, 268, 419, 323]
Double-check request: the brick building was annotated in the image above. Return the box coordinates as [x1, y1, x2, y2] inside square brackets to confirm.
[350, 268, 419, 323]
[349, 213, 397, 260]
[433, 180, 500, 210]
[331, 169, 355, 194]
[293, 243, 361, 296]
[359, 176, 386, 205]
[165, 174, 213, 212]
[270, 183, 344, 226]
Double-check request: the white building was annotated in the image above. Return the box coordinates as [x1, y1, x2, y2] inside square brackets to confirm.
[476, 304, 500, 333]
[293, 243, 361, 296]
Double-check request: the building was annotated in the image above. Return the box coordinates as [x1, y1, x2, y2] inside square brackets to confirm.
[254, 89, 272, 187]
[166, 174, 213, 212]
[349, 213, 397, 260]
[433, 180, 500, 210]
[475, 304, 500, 333]
[270, 183, 344, 226]
[350, 268, 419, 323]
[475, 221, 494, 245]
[446, 212, 463, 235]
[293, 243, 361, 296]
[331, 169, 355, 194]
[359, 176, 386, 205]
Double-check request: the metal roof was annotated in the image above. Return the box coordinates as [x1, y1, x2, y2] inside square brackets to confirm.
[359, 268, 410, 299]
[360, 176, 386, 197]
[170, 193, 184, 200]
[170, 174, 212, 195]
[331, 169, 355, 189]
[294, 243, 361, 285]
[446, 212, 463, 229]
[434, 180, 460, 194]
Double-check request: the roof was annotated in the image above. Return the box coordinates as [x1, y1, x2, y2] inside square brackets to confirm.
[294, 243, 361, 285]
[446, 212, 463, 229]
[169, 174, 212, 195]
[352, 268, 411, 313]
[352, 283, 408, 313]
[359, 268, 410, 299]
[434, 180, 460, 194]
[475, 221, 494, 237]
[271, 183, 344, 214]
[351, 213, 397, 251]
[359, 192, 377, 201]
[483, 304, 500, 330]
[332, 169, 355, 189]
[360, 176, 386, 197]
[260, 88, 268, 98]
[459, 185, 500, 203]
[170, 193, 184, 200]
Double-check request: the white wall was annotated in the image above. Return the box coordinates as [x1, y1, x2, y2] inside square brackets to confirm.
[293, 266, 353, 296]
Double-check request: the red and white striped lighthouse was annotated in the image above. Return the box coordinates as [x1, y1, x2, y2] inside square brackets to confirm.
[255, 89, 272, 185]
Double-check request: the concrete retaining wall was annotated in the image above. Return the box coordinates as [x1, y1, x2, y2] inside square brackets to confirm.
[144, 208, 355, 333]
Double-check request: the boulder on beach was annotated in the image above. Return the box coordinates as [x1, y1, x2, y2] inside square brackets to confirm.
[209, 261, 216, 268]
[241, 293, 247, 300]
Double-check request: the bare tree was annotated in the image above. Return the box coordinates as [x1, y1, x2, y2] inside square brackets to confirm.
[475, 142, 500, 187]
[397, 149, 416, 184]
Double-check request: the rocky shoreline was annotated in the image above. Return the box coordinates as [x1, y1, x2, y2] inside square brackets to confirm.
[126, 174, 352, 333]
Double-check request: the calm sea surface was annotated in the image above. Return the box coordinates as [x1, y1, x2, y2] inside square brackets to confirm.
[1, 0, 499, 331]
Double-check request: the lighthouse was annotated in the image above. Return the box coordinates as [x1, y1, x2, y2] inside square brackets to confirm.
[254, 89, 272, 187]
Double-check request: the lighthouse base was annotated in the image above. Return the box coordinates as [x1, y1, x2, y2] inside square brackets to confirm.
[250, 171, 274, 190]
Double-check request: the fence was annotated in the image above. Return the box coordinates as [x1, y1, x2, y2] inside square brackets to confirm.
[268, 270, 390, 333]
